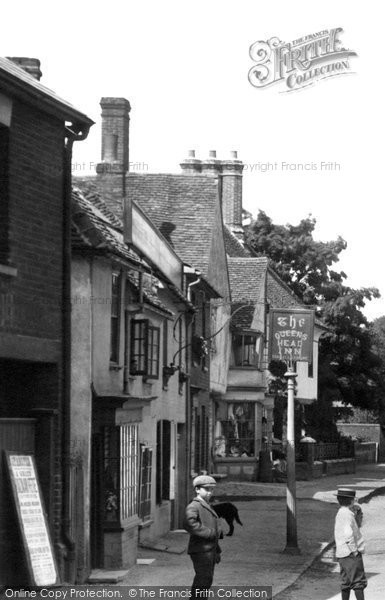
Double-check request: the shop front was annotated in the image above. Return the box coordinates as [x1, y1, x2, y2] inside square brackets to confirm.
[212, 397, 267, 481]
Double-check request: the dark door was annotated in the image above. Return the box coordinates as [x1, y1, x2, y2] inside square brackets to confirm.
[90, 432, 104, 568]
[156, 420, 171, 505]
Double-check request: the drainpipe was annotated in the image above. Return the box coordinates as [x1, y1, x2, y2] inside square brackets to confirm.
[187, 269, 201, 302]
[62, 123, 91, 584]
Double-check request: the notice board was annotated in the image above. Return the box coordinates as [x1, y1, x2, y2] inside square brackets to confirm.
[4, 451, 59, 586]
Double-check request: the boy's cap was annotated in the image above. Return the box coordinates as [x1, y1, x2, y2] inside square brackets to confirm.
[335, 487, 356, 498]
[193, 475, 216, 487]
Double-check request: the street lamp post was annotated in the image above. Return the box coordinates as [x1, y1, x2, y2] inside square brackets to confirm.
[284, 365, 300, 554]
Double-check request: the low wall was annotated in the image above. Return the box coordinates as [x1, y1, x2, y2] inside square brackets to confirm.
[295, 458, 355, 480]
[323, 458, 356, 475]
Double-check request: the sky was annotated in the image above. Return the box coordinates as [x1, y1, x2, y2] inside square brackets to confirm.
[2, 0, 384, 320]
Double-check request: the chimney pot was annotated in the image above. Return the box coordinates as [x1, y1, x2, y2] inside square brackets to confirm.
[180, 150, 202, 175]
[200, 150, 221, 177]
[7, 57, 42, 80]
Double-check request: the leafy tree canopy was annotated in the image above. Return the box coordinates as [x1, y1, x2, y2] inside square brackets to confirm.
[245, 211, 384, 425]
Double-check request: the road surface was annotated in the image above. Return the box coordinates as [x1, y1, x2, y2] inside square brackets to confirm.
[274, 494, 385, 600]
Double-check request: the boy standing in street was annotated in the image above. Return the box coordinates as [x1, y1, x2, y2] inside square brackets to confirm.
[183, 475, 222, 598]
[334, 487, 367, 600]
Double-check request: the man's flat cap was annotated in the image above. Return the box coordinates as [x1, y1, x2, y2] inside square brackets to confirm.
[193, 475, 216, 487]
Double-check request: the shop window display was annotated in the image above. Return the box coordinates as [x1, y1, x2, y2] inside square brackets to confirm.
[214, 402, 255, 458]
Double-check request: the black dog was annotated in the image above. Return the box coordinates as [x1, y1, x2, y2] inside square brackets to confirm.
[212, 502, 243, 536]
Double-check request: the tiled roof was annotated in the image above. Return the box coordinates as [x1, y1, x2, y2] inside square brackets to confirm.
[228, 257, 268, 303]
[266, 268, 302, 309]
[75, 173, 230, 298]
[71, 187, 184, 316]
[126, 271, 174, 316]
[125, 173, 230, 298]
[267, 267, 325, 328]
[228, 257, 268, 329]
[224, 226, 253, 258]
[126, 173, 218, 274]
[74, 176, 124, 222]
[71, 186, 141, 264]
[0, 57, 93, 126]
[230, 303, 256, 331]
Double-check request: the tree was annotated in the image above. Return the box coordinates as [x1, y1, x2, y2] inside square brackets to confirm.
[369, 316, 385, 426]
[245, 211, 383, 439]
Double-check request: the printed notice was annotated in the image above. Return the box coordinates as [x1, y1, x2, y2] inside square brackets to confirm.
[4, 452, 59, 586]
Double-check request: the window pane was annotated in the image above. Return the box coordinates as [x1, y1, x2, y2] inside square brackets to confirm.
[231, 333, 259, 366]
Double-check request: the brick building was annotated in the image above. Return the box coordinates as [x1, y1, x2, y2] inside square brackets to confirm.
[0, 57, 93, 585]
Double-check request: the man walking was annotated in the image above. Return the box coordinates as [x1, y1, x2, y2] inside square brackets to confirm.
[184, 475, 222, 598]
[334, 487, 367, 600]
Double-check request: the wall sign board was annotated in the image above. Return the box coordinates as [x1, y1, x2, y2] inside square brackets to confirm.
[4, 451, 59, 586]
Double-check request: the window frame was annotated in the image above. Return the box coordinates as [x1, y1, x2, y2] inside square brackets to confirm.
[103, 424, 139, 524]
[130, 318, 160, 379]
[110, 271, 122, 364]
[231, 331, 261, 368]
[147, 325, 160, 379]
[138, 444, 153, 523]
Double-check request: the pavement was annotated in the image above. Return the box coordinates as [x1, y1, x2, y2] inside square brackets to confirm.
[117, 463, 385, 598]
[274, 492, 385, 599]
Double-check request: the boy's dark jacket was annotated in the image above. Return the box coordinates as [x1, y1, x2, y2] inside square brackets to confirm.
[184, 498, 222, 555]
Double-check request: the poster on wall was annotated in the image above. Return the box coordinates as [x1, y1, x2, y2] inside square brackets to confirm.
[4, 451, 59, 586]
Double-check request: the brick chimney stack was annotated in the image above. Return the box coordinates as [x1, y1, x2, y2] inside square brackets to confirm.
[7, 57, 42, 80]
[180, 150, 202, 175]
[96, 97, 131, 176]
[200, 150, 222, 177]
[220, 150, 244, 231]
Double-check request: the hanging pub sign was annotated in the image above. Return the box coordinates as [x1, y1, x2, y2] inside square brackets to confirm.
[4, 451, 59, 586]
[269, 308, 315, 364]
